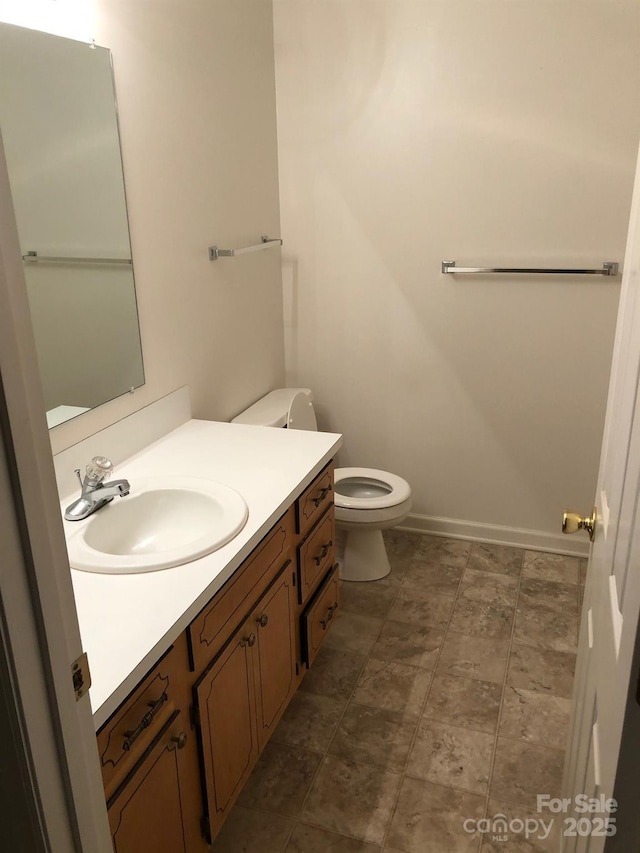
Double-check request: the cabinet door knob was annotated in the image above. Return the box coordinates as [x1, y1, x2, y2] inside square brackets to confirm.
[257, 613, 269, 628]
[171, 731, 187, 750]
[241, 633, 257, 648]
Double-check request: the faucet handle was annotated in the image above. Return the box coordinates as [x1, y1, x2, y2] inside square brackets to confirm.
[85, 456, 113, 484]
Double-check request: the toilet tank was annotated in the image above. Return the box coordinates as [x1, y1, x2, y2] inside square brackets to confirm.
[231, 388, 318, 430]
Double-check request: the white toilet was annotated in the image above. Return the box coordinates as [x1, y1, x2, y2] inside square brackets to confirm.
[232, 388, 412, 582]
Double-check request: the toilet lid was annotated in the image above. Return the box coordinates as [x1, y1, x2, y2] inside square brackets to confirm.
[334, 467, 411, 509]
[288, 391, 318, 430]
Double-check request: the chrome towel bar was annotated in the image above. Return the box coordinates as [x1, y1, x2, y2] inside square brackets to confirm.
[22, 251, 132, 266]
[441, 260, 619, 277]
[209, 235, 282, 261]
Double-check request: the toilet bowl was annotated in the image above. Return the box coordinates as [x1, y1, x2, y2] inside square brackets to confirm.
[231, 389, 412, 582]
[333, 467, 412, 581]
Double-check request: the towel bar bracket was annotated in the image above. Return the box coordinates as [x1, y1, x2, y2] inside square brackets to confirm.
[209, 236, 282, 261]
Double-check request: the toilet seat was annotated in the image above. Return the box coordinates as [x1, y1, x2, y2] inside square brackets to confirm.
[334, 467, 411, 510]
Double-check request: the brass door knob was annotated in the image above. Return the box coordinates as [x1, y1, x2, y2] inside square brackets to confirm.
[562, 508, 597, 541]
[257, 613, 269, 628]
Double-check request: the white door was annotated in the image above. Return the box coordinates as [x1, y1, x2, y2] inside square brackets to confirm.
[0, 132, 113, 851]
[562, 140, 640, 851]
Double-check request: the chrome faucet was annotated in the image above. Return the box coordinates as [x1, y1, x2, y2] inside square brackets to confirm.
[64, 456, 130, 521]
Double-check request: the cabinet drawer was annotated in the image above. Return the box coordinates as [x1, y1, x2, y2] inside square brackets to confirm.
[296, 463, 334, 538]
[97, 635, 188, 800]
[189, 508, 295, 675]
[297, 507, 335, 605]
[301, 563, 340, 667]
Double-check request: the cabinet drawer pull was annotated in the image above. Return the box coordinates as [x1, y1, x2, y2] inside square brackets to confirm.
[256, 613, 269, 628]
[320, 603, 338, 630]
[169, 731, 187, 751]
[241, 633, 257, 648]
[312, 484, 332, 507]
[122, 692, 168, 751]
[313, 540, 333, 566]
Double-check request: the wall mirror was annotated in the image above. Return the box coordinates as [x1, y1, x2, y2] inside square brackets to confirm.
[0, 23, 144, 429]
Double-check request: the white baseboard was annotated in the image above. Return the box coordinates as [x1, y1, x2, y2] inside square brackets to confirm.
[398, 512, 590, 558]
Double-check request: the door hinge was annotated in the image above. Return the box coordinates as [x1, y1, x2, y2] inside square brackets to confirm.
[72, 652, 91, 701]
[190, 703, 200, 727]
[201, 814, 211, 844]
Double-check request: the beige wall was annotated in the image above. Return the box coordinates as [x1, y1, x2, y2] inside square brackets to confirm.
[8, 0, 285, 454]
[273, 1, 640, 538]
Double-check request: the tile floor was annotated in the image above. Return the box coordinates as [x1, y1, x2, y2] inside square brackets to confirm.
[212, 532, 586, 853]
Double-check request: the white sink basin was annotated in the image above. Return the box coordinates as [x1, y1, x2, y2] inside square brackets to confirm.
[65, 477, 248, 574]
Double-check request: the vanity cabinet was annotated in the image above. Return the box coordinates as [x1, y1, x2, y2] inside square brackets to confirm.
[97, 460, 339, 851]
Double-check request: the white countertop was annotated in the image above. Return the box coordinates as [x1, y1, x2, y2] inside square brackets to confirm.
[66, 419, 342, 730]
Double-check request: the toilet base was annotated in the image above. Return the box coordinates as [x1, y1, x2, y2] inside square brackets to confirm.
[337, 527, 391, 582]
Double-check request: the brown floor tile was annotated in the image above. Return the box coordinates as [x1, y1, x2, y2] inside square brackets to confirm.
[340, 582, 399, 619]
[514, 601, 577, 653]
[371, 620, 443, 670]
[286, 823, 381, 852]
[482, 800, 561, 852]
[499, 686, 571, 751]
[401, 561, 463, 596]
[324, 611, 385, 656]
[353, 659, 432, 716]
[387, 586, 454, 628]
[301, 755, 401, 845]
[382, 530, 421, 582]
[386, 776, 484, 853]
[213, 806, 293, 853]
[437, 633, 510, 684]
[300, 644, 367, 700]
[507, 643, 576, 699]
[518, 577, 578, 615]
[406, 719, 494, 795]
[448, 598, 514, 640]
[328, 703, 418, 772]
[458, 568, 518, 606]
[467, 543, 524, 577]
[412, 536, 471, 569]
[490, 738, 564, 809]
[522, 552, 580, 585]
[272, 690, 347, 753]
[237, 742, 322, 818]
[423, 674, 502, 733]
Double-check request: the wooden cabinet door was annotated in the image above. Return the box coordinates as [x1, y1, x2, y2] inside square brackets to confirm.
[108, 710, 203, 853]
[253, 564, 297, 748]
[195, 616, 259, 841]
